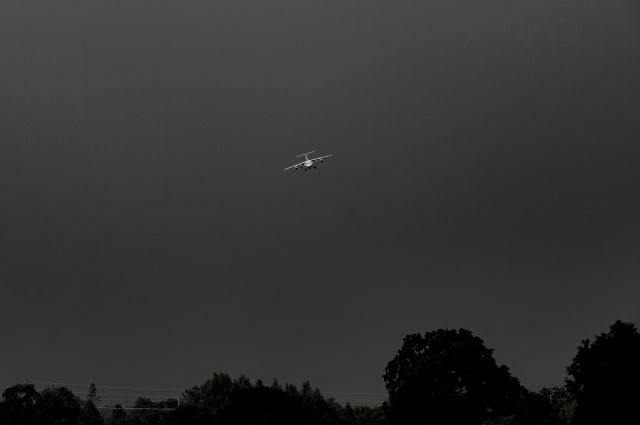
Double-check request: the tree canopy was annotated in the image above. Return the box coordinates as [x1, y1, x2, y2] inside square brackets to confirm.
[566, 320, 640, 425]
[383, 328, 522, 425]
[38, 386, 81, 425]
[0, 384, 81, 425]
[0, 384, 41, 425]
[1, 320, 636, 425]
[78, 400, 105, 425]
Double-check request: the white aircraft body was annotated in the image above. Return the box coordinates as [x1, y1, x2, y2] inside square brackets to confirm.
[283, 151, 333, 172]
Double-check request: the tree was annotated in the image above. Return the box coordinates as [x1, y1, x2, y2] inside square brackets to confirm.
[87, 383, 100, 405]
[383, 329, 522, 425]
[37, 386, 81, 425]
[127, 397, 175, 425]
[566, 320, 640, 425]
[0, 384, 42, 425]
[217, 385, 313, 425]
[509, 389, 564, 425]
[78, 400, 105, 425]
[177, 373, 348, 425]
[182, 372, 233, 415]
[167, 404, 213, 425]
[539, 387, 575, 424]
[348, 404, 389, 425]
[107, 404, 126, 425]
[340, 403, 356, 425]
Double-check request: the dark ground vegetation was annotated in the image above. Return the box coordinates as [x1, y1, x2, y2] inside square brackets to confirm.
[1, 320, 637, 425]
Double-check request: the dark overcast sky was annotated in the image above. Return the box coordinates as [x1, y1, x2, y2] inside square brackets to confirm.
[1, 0, 639, 402]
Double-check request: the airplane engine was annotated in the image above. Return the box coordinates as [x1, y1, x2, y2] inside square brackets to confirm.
[283, 152, 332, 172]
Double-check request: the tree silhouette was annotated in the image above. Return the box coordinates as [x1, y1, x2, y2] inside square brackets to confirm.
[383, 329, 521, 425]
[513, 390, 563, 425]
[539, 387, 575, 424]
[566, 320, 640, 425]
[176, 373, 359, 425]
[183, 372, 234, 415]
[38, 386, 81, 425]
[108, 404, 126, 425]
[0, 384, 41, 425]
[167, 404, 213, 425]
[78, 400, 105, 425]
[87, 383, 100, 405]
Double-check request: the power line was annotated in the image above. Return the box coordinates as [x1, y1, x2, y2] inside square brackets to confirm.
[96, 406, 177, 411]
[324, 391, 387, 395]
[30, 380, 182, 392]
[54, 391, 177, 398]
[30, 380, 386, 396]
[22, 379, 388, 406]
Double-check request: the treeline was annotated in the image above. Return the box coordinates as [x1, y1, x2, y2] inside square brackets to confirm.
[1, 320, 638, 425]
[0, 377, 386, 425]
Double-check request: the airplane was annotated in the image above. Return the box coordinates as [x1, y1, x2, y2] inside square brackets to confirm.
[283, 151, 333, 172]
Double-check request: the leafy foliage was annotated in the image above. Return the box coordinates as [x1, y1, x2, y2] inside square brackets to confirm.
[87, 383, 99, 404]
[38, 386, 82, 425]
[173, 374, 349, 425]
[383, 328, 522, 425]
[0, 384, 41, 425]
[2, 320, 635, 425]
[107, 404, 126, 425]
[0, 384, 81, 425]
[566, 320, 640, 425]
[79, 400, 105, 425]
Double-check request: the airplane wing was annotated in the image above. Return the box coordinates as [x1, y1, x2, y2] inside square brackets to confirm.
[310, 154, 333, 162]
[283, 161, 306, 171]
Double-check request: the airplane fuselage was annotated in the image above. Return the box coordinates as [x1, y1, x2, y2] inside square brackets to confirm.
[283, 151, 332, 171]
